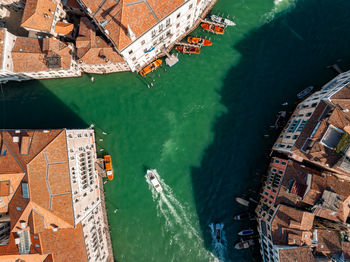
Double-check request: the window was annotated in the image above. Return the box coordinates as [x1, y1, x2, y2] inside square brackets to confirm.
[16, 207, 21, 211]
[166, 18, 170, 27]
[177, 13, 180, 18]
[141, 40, 145, 45]
[159, 24, 163, 32]
[311, 102, 317, 107]
[22, 183, 29, 198]
[128, 50, 133, 55]
[176, 23, 180, 28]
[306, 112, 312, 117]
[189, 4, 193, 9]
[35, 244, 40, 248]
[151, 30, 156, 38]
[187, 14, 191, 20]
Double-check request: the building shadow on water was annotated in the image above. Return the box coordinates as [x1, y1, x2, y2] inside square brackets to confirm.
[190, 0, 350, 260]
[0, 80, 87, 129]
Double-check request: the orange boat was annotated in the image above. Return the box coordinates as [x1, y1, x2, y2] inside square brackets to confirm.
[200, 23, 225, 35]
[187, 37, 212, 46]
[176, 45, 201, 54]
[104, 155, 113, 180]
[139, 59, 162, 77]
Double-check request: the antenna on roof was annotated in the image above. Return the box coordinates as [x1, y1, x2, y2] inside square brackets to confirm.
[127, 24, 136, 42]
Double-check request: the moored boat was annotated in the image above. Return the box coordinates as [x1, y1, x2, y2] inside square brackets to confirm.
[238, 229, 254, 236]
[104, 155, 113, 181]
[200, 23, 225, 35]
[233, 212, 255, 221]
[176, 45, 201, 54]
[187, 36, 212, 46]
[210, 15, 236, 26]
[235, 197, 250, 207]
[139, 59, 162, 77]
[146, 169, 163, 193]
[234, 239, 255, 249]
[297, 86, 314, 99]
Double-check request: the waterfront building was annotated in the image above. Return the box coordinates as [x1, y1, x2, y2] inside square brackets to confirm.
[0, 28, 81, 83]
[256, 157, 350, 261]
[76, 0, 215, 71]
[76, 17, 130, 74]
[272, 70, 350, 179]
[0, 129, 112, 262]
[20, 0, 68, 37]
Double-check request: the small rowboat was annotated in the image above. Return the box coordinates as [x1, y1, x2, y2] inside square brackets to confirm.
[233, 212, 255, 221]
[238, 229, 254, 236]
[104, 155, 113, 181]
[235, 197, 250, 207]
[297, 86, 314, 99]
[139, 59, 162, 77]
[235, 239, 254, 250]
[187, 37, 212, 46]
[176, 45, 201, 54]
[201, 23, 225, 35]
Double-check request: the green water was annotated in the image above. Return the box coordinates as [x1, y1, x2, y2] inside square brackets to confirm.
[2, 0, 350, 261]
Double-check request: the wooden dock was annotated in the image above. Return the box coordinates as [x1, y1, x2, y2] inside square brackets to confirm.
[199, 18, 226, 27]
[96, 158, 107, 178]
[155, 0, 218, 60]
[175, 42, 199, 48]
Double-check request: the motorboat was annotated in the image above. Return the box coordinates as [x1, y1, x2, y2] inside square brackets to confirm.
[235, 197, 250, 207]
[210, 223, 223, 245]
[139, 59, 162, 77]
[233, 212, 255, 221]
[176, 45, 201, 54]
[104, 155, 113, 181]
[201, 23, 225, 35]
[187, 36, 212, 46]
[210, 15, 236, 26]
[146, 169, 163, 193]
[234, 239, 255, 249]
[297, 86, 314, 99]
[238, 229, 254, 236]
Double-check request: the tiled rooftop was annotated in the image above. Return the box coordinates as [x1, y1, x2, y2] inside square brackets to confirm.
[76, 17, 124, 64]
[12, 37, 72, 72]
[271, 204, 314, 245]
[278, 247, 315, 262]
[80, 0, 185, 50]
[21, 0, 57, 32]
[0, 130, 88, 261]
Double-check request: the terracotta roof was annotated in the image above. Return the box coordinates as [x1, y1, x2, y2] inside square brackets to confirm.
[80, 0, 185, 50]
[0, 130, 88, 261]
[76, 17, 124, 64]
[0, 29, 5, 70]
[66, 0, 82, 8]
[54, 22, 74, 35]
[39, 224, 88, 262]
[279, 246, 315, 262]
[21, 0, 57, 32]
[314, 229, 342, 257]
[271, 204, 314, 245]
[11, 37, 72, 73]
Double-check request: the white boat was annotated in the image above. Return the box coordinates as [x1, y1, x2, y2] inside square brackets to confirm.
[210, 15, 236, 26]
[235, 197, 250, 207]
[146, 169, 163, 193]
[297, 86, 314, 99]
[235, 239, 254, 249]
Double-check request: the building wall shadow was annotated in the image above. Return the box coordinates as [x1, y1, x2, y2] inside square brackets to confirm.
[0, 80, 87, 129]
[190, 0, 350, 260]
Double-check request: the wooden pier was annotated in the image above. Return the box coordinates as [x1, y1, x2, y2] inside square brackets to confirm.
[199, 18, 226, 27]
[175, 42, 200, 48]
[155, 0, 218, 60]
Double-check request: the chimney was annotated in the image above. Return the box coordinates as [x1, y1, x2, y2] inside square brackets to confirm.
[127, 24, 136, 41]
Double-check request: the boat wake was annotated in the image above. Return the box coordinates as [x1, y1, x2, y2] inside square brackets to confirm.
[146, 171, 218, 261]
[209, 223, 230, 262]
[262, 0, 297, 24]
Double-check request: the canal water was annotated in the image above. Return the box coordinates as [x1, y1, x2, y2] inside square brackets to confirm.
[2, 0, 350, 261]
